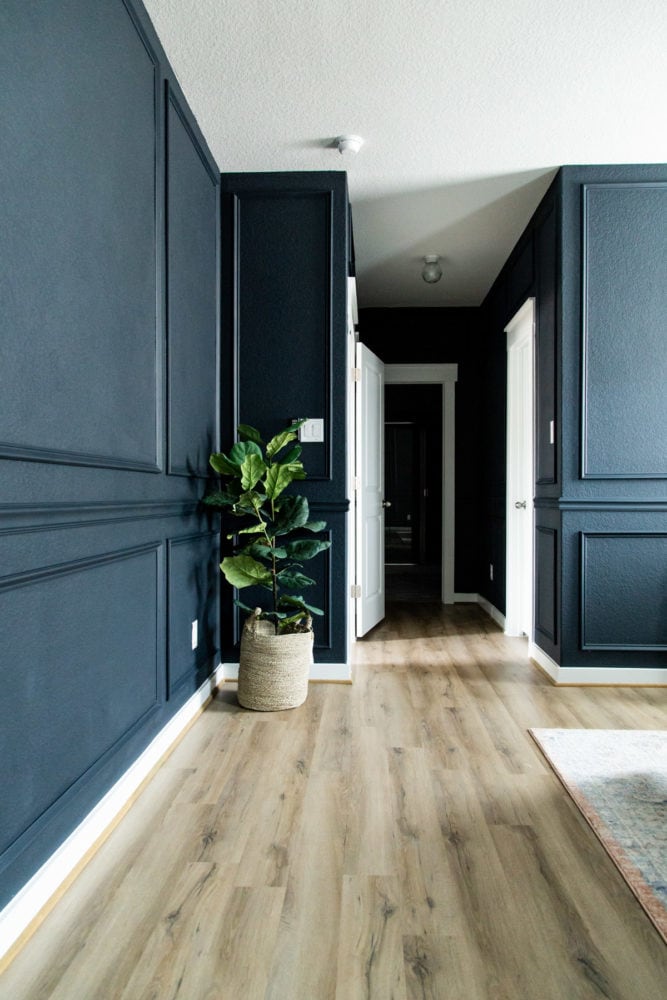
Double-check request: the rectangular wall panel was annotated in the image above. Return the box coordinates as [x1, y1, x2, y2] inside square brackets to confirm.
[0, 0, 161, 471]
[235, 190, 333, 480]
[581, 532, 667, 649]
[0, 543, 162, 862]
[535, 205, 557, 486]
[582, 183, 667, 478]
[166, 88, 219, 477]
[535, 525, 558, 643]
[168, 532, 220, 695]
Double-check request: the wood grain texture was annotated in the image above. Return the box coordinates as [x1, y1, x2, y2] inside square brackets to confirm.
[1, 603, 666, 999]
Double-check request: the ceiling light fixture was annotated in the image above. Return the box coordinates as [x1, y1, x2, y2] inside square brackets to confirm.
[336, 134, 364, 155]
[421, 255, 443, 283]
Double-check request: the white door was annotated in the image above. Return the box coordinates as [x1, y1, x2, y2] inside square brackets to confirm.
[355, 343, 385, 636]
[505, 299, 535, 637]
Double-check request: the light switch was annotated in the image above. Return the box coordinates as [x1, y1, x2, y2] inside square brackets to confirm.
[191, 619, 198, 650]
[298, 418, 324, 443]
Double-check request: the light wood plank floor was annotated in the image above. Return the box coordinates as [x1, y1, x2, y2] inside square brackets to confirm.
[1, 603, 666, 999]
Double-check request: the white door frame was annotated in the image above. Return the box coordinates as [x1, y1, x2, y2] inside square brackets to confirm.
[505, 298, 535, 637]
[384, 364, 458, 605]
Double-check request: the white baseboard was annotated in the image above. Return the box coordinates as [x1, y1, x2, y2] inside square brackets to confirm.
[529, 643, 667, 685]
[528, 642, 560, 682]
[223, 662, 352, 683]
[455, 592, 506, 630]
[0, 660, 224, 965]
[475, 595, 506, 629]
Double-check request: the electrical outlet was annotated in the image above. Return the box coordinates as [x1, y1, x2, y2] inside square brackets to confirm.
[191, 619, 198, 651]
[489, 563, 494, 581]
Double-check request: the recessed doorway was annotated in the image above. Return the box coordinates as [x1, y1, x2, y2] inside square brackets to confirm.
[385, 384, 442, 603]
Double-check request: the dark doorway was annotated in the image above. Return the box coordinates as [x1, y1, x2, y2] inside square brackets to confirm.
[384, 384, 442, 602]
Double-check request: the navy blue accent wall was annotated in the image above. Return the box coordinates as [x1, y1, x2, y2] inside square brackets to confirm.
[479, 164, 667, 671]
[219, 172, 349, 664]
[0, 0, 220, 908]
[357, 308, 482, 594]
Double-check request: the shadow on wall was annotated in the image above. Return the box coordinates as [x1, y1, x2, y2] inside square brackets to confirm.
[353, 168, 557, 307]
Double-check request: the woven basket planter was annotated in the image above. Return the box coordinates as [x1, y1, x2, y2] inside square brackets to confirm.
[237, 608, 313, 711]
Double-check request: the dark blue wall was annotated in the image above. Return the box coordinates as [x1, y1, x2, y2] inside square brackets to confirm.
[219, 172, 350, 664]
[0, 0, 220, 908]
[479, 164, 667, 670]
[357, 308, 482, 594]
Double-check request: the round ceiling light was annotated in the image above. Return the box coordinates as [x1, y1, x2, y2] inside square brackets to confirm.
[422, 255, 443, 283]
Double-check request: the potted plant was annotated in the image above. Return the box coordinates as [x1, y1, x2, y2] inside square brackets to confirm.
[203, 419, 330, 710]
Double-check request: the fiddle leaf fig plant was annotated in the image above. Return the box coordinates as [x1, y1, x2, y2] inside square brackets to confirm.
[204, 420, 330, 634]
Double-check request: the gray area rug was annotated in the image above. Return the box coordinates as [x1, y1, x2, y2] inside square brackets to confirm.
[530, 728, 667, 944]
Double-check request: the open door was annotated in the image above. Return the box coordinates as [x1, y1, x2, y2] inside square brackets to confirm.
[505, 299, 535, 637]
[355, 343, 385, 636]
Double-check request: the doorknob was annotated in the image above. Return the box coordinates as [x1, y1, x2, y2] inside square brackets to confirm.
[514, 500, 527, 509]
[382, 500, 392, 508]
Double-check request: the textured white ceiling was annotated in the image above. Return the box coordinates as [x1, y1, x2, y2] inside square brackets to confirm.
[143, 0, 667, 307]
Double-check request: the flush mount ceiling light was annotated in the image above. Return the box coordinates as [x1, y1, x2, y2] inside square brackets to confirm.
[335, 134, 364, 155]
[422, 254, 443, 283]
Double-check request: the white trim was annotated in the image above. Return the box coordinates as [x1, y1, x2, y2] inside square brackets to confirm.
[384, 363, 458, 605]
[223, 661, 351, 682]
[529, 641, 560, 681]
[529, 643, 667, 685]
[505, 298, 535, 639]
[453, 592, 478, 602]
[0, 660, 224, 964]
[476, 594, 506, 629]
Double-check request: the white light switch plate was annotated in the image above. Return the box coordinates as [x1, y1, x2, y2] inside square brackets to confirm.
[191, 619, 198, 650]
[298, 418, 324, 443]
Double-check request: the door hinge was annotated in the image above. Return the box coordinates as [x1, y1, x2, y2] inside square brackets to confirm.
[351, 584, 362, 599]
[353, 476, 360, 491]
[352, 367, 361, 382]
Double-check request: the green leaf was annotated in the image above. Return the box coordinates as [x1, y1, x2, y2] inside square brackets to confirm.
[220, 555, 272, 589]
[264, 463, 298, 500]
[283, 539, 331, 561]
[278, 611, 308, 630]
[202, 487, 239, 508]
[233, 489, 266, 515]
[227, 523, 266, 539]
[240, 453, 267, 491]
[276, 569, 316, 589]
[244, 541, 287, 560]
[237, 424, 263, 446]
[281, 444, 302, 464]
[302, 520, 327, 532]
[279, 594, 324, 616]
[229, 440, 263, 468]
[273, 495, 309, 535]
[209, 452, 237, 476]
[266, 429, 297, 460]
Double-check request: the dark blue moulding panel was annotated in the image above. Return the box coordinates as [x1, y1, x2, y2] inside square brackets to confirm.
[168, 531, 221, 695]
[0, 0, 161, 473]
[166, 85, 220, 479]
[220, 171, 349, 501]
[559, 508, 667, 668]
[0, 542, 164, 865]
[581, 182, 667, 480]
[219, 172, 350, 664]
[0, 0, 222, 910]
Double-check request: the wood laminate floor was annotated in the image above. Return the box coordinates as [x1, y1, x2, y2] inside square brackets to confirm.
[1, 603, 666, 999]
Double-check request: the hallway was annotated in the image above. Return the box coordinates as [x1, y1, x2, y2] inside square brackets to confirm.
[2, 604, 666, 999]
